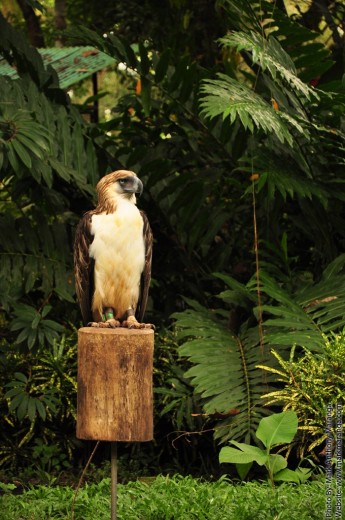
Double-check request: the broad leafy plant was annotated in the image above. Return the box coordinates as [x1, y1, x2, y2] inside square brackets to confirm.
[219, 411, 312, 485]
[10, 304, 64, 352]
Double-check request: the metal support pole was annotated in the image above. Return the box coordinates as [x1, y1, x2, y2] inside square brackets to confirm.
[111, 442, 117, 520]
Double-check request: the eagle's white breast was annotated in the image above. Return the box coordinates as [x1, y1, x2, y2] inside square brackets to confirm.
[89, 200, 145, 320]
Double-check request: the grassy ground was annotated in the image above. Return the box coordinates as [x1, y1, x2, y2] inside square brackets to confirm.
[0, 474, 343, 520]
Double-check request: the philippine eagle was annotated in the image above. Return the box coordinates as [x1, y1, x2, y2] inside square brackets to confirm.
[74, 170, 153, 329]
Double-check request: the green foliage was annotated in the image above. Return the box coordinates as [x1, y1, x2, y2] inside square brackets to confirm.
[0, 333, 78, 470]
[10, 304, 64, 351]
[260, 255, 345, 350]
[173, 297, 272, 446]
[174, 254, 345, 451]
[256, 411, 298, 449]
[5, 371, 59, 422]
[1, 0, 345, 477]
[200, 17, 323, 148]
[31, 439, 71, 473]
[200, 73, 296, 145]
[154, 357, 197, 433]
[0, 72, 95, 307]
[212, 2, 345, 275]
[167, 0, 345, 467]
[219, 411, 312, 484]
[152, 330, 209, 473]
[0, 482, 17, 493]
[0, 14, 98, 340]
[0, 474, 335, 520]
[259, 330, 345, 458]
[218, 0, 335, 81]
[0, 106, 51, 171]
[0, 14, 92, 474]
[219, 32, 317, 101]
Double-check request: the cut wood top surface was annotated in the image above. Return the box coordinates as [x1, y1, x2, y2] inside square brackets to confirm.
[78, 327, 154, 336]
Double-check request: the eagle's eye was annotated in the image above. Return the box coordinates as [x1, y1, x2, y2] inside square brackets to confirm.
[119, 178, 129, 185]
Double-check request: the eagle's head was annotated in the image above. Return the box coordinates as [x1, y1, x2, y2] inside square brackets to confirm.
[96, 170, 143, 211]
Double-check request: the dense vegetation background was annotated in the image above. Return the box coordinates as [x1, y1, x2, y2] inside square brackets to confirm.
[0, 0, 344, 480]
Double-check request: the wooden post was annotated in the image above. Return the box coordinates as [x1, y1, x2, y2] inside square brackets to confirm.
[111, 442, 117, 520]
[76, 327, 154, 519]
[77, 327, 154, 442]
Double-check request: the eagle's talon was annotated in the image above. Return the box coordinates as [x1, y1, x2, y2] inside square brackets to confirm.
[122, 319, 154, 330]
[106, 318, 121, 328]
[88, 321, 101, 327]
[87, 320, 120, 328]
[146, 323, 155, 330]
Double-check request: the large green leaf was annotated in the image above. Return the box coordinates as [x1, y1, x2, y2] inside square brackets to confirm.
[268, 454, 288, 475]
[273, 468, 300, 483]
[256, 410, 298, 449]
[219, 443, 267, 465]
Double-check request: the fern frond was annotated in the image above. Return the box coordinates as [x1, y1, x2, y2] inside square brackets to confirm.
[218, 0, 334, 81]
[217, 0, 268, 33]
[200, 74, 294, 145]
[220, 32, 318, 101]
[0, 213, 75, 309]
[255, 162, 327, 203]
[174, 300, 275, 444]
[259, 257, 345, 352]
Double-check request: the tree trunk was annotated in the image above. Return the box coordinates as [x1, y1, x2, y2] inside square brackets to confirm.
[54, 0, 67, 46]
[16, 0, 45, 47]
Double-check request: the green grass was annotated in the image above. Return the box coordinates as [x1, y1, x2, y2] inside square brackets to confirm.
[0, 475, 343, 520]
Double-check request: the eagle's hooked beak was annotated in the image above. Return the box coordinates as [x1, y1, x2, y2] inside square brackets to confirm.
[123, 177, 143, 196]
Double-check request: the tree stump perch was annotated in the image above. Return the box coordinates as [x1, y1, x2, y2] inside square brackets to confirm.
[76, 327, 154, 442]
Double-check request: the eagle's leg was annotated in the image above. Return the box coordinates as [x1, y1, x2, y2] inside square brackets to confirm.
[102, 307, 121, 328]
[121, 308, 155, 330]
[88, 308, 121, 328]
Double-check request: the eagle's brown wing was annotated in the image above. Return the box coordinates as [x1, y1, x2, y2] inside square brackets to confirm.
[74, 212, 94, 325]
[136, 210, 153, 322]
